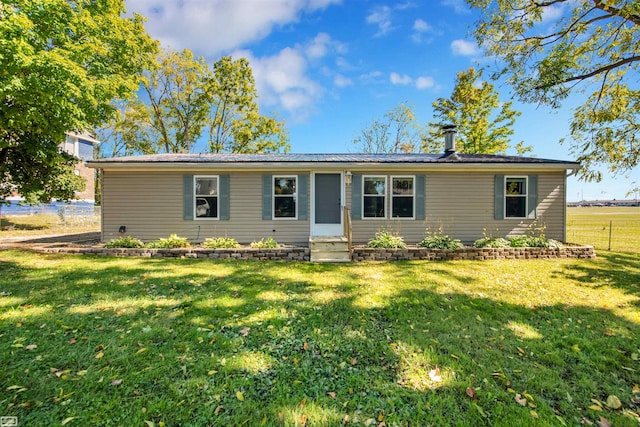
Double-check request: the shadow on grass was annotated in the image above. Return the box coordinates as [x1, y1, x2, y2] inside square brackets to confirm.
[0, 217, 50, 232]
[0, 253, 639, 426]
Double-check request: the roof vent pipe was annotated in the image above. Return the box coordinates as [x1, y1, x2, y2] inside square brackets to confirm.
[443, 124, 457, 154]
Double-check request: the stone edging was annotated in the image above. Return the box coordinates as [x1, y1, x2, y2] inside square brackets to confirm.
[352, 246, 596, 261]
[33, 245, 595, 261]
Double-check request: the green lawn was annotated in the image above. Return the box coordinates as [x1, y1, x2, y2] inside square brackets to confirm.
[567, 206, 640, 253]
[0, 214, 99, 238]
[1, 251, 639, 426]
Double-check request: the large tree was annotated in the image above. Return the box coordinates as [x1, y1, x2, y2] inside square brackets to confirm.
[467, 0, 640, 180]
[353, 102, 423, 153]
[0, 0, 157, 203]
[99, 52, 289, 156]
[208, 56, 289, 153]
[422, 68, 528, 155]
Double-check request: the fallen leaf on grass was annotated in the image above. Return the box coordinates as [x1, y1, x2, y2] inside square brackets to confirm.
[327, 392, 336, 399]
[236, 391, 244, 401]
[303, 342, 309, 351]
[25, 344, 37, 350]
[466, 387, 478, 400]
[61, 417, 76, 425]
[350, 357, 357, 366]
[596, 416, 611, 427]
[605, 395, 621, 409]
[428, 367, 442, 383]
[515, 394, 527, 406]
[530, 410, 539, 419]
[588, 404, 603, 411]
[239, 327, 250, 337]
[603, 329, 614, 336]
[111, 379, 123, 386]
[144, 421, 155, 427]
[95, 351, 104, 359]
[69, 338, 77, 345]
[580, 417, 594, 425]
[300, 414, 308, 426]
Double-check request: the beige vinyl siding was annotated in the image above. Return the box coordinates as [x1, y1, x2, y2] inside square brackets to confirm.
[102, 171, 310, 244]
[349, 170, 566, 244]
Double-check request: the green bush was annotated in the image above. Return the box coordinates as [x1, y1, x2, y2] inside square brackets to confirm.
[249, 237, 279, 248]
[419, 229, 463, 250]
[367, 229, 407, 249]
[104, 236, 145, 248]
[201, 237, 240, 249]
[146, 234, 191, 248]
[474, 236, 510, 248]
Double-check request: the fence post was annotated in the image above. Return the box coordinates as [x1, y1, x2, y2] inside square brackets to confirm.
[608, 220, 612, 251]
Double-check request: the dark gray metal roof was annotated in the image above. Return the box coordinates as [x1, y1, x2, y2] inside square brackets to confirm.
[89, 152, 579, 165]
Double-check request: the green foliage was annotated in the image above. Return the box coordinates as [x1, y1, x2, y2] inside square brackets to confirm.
[419, 228, 463, 250]
[249, 237, 280, 248]
[0, 0, 157, 202]
[474, 236, 510, 248]
[99, 53, 290, 156]
[104, 236, 145, 248]
[367, 229, 407, 249]
[208, 56, 290, 154]
[146, 234, 191, 249]
[201, 237, 240, 249]
[507, 224, 564, 249]
[422, 67, 527, 155]
[353, 102, 423, 153]
[467, 0, 640, 180]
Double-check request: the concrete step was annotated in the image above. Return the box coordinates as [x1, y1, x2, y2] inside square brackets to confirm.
[310, 249, 351, 262]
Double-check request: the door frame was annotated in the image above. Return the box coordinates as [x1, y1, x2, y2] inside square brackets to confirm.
[310, 171, 345, 237]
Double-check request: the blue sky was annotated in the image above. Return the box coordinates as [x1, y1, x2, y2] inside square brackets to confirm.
[126, 0, 639, 202]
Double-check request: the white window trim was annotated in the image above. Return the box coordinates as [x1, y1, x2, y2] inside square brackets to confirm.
[504, 176, 528, 219]
[273, 175, 298, 220]
[362, 175, 387, 219]
[194, 175, 219, 221]
[390, 175, 415, 220]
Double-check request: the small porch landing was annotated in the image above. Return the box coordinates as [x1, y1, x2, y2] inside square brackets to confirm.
[309, 236, 351, 263]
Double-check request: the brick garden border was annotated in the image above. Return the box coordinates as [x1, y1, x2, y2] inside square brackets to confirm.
[34, 245, 595, 261]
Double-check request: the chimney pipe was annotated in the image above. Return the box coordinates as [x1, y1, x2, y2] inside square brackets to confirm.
[443, 124, 457, 154]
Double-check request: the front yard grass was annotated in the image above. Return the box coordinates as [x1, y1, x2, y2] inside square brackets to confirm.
[1, 250, 639, 426]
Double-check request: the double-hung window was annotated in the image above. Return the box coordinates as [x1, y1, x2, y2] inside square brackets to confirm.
[195, 176, 218, 219]
[363, 176, 386, 218]
[505, 177, 527, 218]
[391, 176, 414, 218]
[273, 176, 297, 219]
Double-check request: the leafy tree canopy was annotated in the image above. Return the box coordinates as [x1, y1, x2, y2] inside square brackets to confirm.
[99, 51, 289, 157]
[353, 102, 422, 153]
[468, 0, 640, 180]
[0, 0, 158, 202]
[423, 67, 528, 155]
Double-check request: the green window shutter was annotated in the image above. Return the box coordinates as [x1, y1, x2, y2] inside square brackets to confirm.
[183, 175, 194, 220]
[219, 175, 230, 220]
[415, 175, 425, 220]
[262, 174, 272, 220]
[527, 175, 538, 219]
[494, 175, 504, 220]
[298, 174, 308, 220]
[351, 174, 362, 220]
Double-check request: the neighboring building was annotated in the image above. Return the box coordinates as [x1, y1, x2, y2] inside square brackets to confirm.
[89, 142, 579, 259]
[63, 131, 100, 201]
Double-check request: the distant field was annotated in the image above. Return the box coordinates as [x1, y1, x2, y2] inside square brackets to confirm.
[567, 206, 640, 253]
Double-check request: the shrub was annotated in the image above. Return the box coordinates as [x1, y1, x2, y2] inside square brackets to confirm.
[419, 229, 463, 250]
[474, 236, 510, 248]
[146, 234, 191, 248]
[367, 229, 407, 249]
[104, 236, 145, 248]
[201, 237, 240, 249]
[250, 237, 279, 248]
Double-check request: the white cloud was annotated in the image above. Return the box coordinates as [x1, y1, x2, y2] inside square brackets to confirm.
[234, 48, 322, 121]
[333, 74, 353, 88]
[441, 0, 470, 14]
[366, 5, 394, 36]
[540, 4, 565, 23]
[450, 39, 480, 56]
[126, 0, 340, 56]
[415, 76, 435, 89]
[304, 32, 347, 60]
[390, 72, 435, 90]
[390, 72, 413, 85]
[413, 19, 431, 33]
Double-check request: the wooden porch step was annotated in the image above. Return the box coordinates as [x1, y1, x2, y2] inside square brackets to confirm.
[309, 236, 351, 263]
